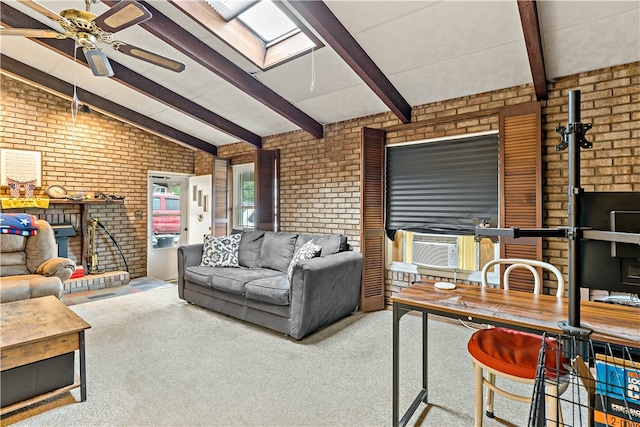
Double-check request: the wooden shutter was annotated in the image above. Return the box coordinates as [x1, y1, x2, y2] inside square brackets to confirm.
[255, 149, 279, 231]
[360, 127, 386, 312]
[213, 157, 230, 236]
[499, 102, 543, 292]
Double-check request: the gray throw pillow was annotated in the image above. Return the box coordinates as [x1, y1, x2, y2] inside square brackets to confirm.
[238, 230, 265, 268]
[260, 232, 297, 273]
[200, 234, 241, 267]
[306, 233, 346, 256]
[287, 240, 322, 281]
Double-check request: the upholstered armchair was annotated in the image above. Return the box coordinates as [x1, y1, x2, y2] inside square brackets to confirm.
[0, 218, 76, 303]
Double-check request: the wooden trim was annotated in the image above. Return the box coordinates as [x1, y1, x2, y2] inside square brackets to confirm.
[213, 158, 230, 236]
[360, 127, 386, 311]
[289, 1, 411, 124]
[499, 102, 543, 292]
[255, 149, 278, 231]
[111, 1, 324, 139]
[517, 0, 548, 100]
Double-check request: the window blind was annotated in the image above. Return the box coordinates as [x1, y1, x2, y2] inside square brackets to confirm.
[386, 134, 498, 237]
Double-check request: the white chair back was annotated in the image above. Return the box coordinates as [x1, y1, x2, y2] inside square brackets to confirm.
[480, 258, 564, 297]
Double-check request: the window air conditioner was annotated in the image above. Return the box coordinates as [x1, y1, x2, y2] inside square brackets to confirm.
[411, 233, 459, 269]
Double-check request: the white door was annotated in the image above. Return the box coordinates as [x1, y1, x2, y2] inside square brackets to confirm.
[147, 172, 189, 281]
[187, 174, 213, 244]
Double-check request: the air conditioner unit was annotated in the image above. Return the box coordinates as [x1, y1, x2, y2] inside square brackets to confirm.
[411, 233, 459, 269]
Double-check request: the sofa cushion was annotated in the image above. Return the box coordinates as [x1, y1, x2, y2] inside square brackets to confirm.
[245, 275, 290, 306]
[201, 234, 241, 267]
[287, 240, 322, 281]
[184, 266, 217, 288]
[237, 231, 265, 268]
[210, 268, 283, 295]
[260, 232, 297, 273]
[295, 233, 347, 256]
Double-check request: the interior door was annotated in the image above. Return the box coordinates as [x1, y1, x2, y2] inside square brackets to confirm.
[147, 172, 189, 281]
[187, 174, 213, 244]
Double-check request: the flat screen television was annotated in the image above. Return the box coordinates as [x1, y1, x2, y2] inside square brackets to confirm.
[580, 192, 640, 296]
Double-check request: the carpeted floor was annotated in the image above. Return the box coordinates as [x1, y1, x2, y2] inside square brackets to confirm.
[2, 285, 538, 426]
[62, 277, 174, 306]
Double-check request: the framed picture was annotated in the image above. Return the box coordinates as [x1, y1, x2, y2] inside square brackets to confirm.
[1, 148, 42, 186]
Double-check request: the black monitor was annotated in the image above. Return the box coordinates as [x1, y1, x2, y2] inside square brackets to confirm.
[579, 192, 640, 296]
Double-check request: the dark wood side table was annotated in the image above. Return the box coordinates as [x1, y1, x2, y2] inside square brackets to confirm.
[0, 296, 91, 415]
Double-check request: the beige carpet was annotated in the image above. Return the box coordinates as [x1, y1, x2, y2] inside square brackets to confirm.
[1, 285, 534, 426]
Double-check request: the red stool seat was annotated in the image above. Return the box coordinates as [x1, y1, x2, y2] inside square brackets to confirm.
[468, 328, 568, 379]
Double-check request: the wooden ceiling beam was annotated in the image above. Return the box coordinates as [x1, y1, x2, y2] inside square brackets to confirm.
[0, 55, 217, 155]
[288, 0, 412, 124]
[0, 2, 261, 148]
[103, 1, 324, 139]
[517, 0, 548, 101]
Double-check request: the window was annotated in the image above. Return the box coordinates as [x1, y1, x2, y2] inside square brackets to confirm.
[386, 132, 499, 275]
[386, 132, 499, 236]
[233, 163, 255, 230]
[237, 0, 299, 45]
[174, 1, 322, 70]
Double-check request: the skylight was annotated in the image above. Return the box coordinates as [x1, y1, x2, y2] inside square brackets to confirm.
[206, 0, 298, 44]
[237, 0, 298, 44]
[183, 0, 322, 70]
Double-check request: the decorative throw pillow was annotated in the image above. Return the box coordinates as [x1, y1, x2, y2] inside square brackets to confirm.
[200, 234, 241, 267]
[287, 240, 322, 281]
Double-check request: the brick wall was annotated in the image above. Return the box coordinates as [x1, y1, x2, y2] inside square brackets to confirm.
[195, 151, 214, 176]
[543, 63, 640, 277]
[218, 62, 639, 298]
[3, 61, 637, 289]
[1, 75, 195, 278]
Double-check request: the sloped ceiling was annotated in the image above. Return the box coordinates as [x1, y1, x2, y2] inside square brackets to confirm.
[1, 0, 639, 156]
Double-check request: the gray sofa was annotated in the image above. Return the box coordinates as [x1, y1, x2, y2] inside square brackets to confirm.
[177, 231, 363, 340]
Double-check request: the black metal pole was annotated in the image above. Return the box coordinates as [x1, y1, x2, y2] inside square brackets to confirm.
[566, 90, 581, 327]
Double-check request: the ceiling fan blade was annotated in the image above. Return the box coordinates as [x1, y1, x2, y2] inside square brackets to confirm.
[92, 0, 152, 34]
[84, 48, 115, 77]
[0, 28, 65, 38]
[16, 0, 63, 22]
[113, 42, 185, 73]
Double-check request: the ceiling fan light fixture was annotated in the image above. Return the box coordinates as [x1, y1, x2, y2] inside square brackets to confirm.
[84, 49, 114, 77]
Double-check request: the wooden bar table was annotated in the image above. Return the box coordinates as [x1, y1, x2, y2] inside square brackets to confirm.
[391, 280, 640, 427]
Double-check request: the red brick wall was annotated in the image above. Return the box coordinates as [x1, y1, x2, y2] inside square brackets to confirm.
[1, 76, 195, 278]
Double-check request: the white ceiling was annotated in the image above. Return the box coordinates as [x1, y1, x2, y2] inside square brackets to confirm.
[1, 0, 639, 150]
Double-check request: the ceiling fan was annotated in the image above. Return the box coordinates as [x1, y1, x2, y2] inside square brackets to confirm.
[0, 0, 186, 77]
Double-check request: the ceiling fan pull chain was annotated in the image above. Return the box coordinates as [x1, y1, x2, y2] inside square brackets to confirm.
[309, 47, 316, 92]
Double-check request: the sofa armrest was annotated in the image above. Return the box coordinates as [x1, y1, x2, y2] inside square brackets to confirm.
[289, 251, 363, 340]
[36, 257, 76, 283]
[177, 243, 203, 298]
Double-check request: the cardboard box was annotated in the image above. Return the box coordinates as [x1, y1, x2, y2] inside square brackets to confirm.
[595, 354, 640, 405]
[594, 394, 640, 424]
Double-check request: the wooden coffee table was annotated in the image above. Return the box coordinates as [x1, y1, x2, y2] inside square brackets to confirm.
[0, 296, 91, 415]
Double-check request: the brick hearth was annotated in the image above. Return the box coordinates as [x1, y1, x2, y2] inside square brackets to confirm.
[64, 271, 130, 295]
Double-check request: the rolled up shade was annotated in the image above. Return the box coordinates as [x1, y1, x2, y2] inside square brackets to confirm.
[386, 134, 498, 237]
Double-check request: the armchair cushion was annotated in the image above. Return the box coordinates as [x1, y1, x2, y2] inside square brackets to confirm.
[36, 257, 76, 283]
